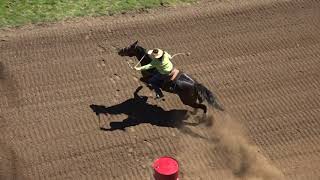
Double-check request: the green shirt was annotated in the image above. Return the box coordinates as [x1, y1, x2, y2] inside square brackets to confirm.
[139, 52, 173, 74]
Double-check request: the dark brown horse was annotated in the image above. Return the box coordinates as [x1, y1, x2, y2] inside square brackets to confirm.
[118, 41, 224, 113]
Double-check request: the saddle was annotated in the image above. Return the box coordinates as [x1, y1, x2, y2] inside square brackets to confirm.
[168, 68, 180, 81]
[161, 68, 194, 93]
[160, 68, 180, 92]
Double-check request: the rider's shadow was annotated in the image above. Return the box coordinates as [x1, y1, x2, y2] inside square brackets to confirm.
[89, 86, 208, 135]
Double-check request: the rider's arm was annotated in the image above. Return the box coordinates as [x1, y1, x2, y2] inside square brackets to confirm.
[165, 52, 172, 59]
[136, 63, 154, 71]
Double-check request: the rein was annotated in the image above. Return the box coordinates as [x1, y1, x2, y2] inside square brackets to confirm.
[134, 54, 146, 68]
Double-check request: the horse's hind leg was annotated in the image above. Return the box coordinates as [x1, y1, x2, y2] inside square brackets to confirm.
[187, 103, 209, 125]
[178, 92, 206, 114]
[190, 108, 198, 115]
[189, 103, 207, 114]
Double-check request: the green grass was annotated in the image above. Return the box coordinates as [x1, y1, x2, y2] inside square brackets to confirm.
[0, 0, 194, 28]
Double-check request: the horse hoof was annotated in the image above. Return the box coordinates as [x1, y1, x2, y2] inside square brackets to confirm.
[190, 111, 197, 115]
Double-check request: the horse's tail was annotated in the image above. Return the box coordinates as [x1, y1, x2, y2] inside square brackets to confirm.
[195, 83, 225, 111]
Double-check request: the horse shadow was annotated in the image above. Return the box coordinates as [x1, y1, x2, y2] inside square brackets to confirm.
[89, 86, 210, 139]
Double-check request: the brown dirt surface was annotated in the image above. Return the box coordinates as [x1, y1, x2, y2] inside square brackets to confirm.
[1, 0, 320, 179]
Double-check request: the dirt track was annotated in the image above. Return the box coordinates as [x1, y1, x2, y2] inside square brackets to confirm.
[1, 0, 320, 179]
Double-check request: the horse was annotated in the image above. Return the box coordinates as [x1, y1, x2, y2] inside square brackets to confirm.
[117, 40, 225, 113]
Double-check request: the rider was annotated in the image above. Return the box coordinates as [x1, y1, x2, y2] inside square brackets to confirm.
[134, 48, 173, 99]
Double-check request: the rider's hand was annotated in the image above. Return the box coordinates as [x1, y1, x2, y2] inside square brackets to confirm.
[134, 66, 141, 71]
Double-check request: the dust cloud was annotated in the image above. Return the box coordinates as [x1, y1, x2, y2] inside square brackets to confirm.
[204, 112, 285, 180]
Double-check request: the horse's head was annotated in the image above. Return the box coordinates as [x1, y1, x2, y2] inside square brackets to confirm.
[118, 40, 152, 68]
[118, 40, 139, 57]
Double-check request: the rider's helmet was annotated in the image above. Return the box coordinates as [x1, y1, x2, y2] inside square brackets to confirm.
[148, 48, 163, 59]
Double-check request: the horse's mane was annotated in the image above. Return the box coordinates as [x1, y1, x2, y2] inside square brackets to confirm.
[136, 45, 152, 66]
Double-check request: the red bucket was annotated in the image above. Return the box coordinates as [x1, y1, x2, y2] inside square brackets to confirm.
[152, 156, 179, 180]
